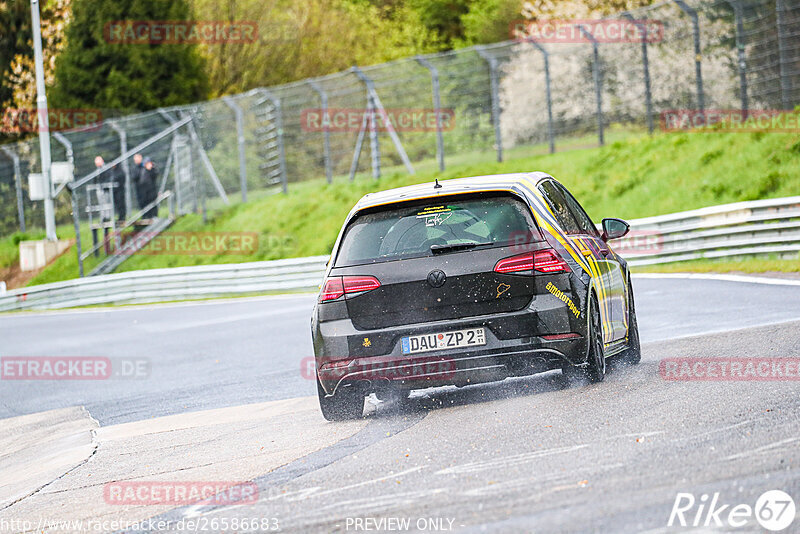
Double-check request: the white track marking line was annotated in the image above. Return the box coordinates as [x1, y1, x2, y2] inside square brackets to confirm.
[645, 316, 800, 344]
[436, 444, 589, 475]
[138, 304, 312, 332]
[632, 273, 800, 286]
[1, 292, 317, 317]
[188, 466, 425, 518]
[725, 436, 800, 461]
[604, 431, 665, 441]
[677, 420, 754, 441]
[267, 465, 426, 503]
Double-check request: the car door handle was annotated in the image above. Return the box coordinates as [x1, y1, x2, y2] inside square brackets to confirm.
[581, 249, 593, 257]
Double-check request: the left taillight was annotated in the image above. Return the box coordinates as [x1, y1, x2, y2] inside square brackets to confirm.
[319, 275, 381, 302]
[320, 277, 344, 302]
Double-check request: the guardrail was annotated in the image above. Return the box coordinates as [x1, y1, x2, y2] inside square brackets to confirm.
[617, 196, 800, 266]
[2, 197, 799, 312]
[0, 256, 328, 312]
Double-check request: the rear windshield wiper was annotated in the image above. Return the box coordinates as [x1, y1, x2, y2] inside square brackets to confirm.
[431, 242, 493, 255]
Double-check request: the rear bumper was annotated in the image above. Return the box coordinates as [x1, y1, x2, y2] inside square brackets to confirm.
[313, 293, 589, 396]
[317, 339, 584, 396]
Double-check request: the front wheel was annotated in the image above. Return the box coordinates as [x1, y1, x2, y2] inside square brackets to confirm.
[562, 295, 605, 384]
[584, 295, 606, 382]
[619, 280, 642, 365]
[317, 378, 364, 421]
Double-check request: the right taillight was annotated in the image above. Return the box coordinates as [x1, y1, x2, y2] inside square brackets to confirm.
[532, 249, 570, 273]
[494, 248, 569, 274]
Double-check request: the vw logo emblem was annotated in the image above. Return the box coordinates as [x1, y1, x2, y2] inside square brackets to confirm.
[427, 269, 446, 288]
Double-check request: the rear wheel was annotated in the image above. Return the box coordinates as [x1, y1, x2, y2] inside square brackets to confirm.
[317, 378, 364, 421]
[584, 296, 606, 382]
[619, 280, 642, 365]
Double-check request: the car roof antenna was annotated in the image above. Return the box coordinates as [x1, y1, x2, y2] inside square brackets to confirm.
[434, 179, 442, 189]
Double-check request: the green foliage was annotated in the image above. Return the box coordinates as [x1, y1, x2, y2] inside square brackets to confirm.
[22, 125, 800, 286]
[50, 0, 208, 111]
[0, 0, 31, 108]
[188, 0, 443, 94]
[459, 0, 524, 46]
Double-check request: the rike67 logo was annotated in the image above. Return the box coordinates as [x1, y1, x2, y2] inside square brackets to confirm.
[669, 490, 796, 531]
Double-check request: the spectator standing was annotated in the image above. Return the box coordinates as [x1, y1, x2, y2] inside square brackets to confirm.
[140, 158, 160, 219]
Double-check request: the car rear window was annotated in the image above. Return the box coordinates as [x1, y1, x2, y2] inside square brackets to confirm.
[334, 194, 542, 267]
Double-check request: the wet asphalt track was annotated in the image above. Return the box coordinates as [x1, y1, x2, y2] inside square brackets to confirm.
[1, 275, 800, 532]
[2, 276, 800, 425]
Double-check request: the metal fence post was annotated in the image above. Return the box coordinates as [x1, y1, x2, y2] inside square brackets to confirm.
[577, 26, 604, 146]
[52, 132, 74, 168]
[623, 14, 654, 134]
[71, 189, 83, 277]
[273, 99, 289, 194]
[108, 121, 133, 215]
[255, 91, 289, 194]
[223, 96, 249, 202]
[724, 0, 749, 116]
[351, 67, 381, 180]
[476, 47, 503, 162]
[415, 56, 446, 170]
[674, 0, 705, 113]
[161, 108, 230, 203]
[0, 146, 26, 232]
[775, 0, 792, 110]
[526, 39, 556, 153]
[351, 66, 414, 178]
[308, 80, 333, 183]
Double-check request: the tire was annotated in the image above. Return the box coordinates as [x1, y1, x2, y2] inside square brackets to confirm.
[584, 295, 607, 383]
[561, 295, 605, 384]
[619, 280, 642, 365]
[317, 378, 364, 421]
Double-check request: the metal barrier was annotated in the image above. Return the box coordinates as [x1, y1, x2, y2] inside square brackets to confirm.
[2, 196, 799, 312]
[619, 196, 800, 265]
[0, 256, 328, 312]
[2, 0, 799, 238]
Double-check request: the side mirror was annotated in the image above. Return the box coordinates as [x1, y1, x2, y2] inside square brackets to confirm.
[601, 218, 630, 241]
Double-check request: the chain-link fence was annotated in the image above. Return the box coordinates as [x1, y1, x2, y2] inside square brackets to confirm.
[1, 0, 798, 238]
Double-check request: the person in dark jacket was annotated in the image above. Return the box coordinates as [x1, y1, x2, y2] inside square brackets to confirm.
[111, 164, 126, 221]
[140, 158, 159, 219]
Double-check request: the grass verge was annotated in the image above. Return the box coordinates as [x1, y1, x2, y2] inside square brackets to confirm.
[10, 125, 800, 286]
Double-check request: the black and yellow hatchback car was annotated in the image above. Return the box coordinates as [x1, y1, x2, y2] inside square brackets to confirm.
[312, 173, 641, 420]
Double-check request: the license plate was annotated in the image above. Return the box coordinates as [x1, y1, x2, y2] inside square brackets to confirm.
[401, 327, 486, 354]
